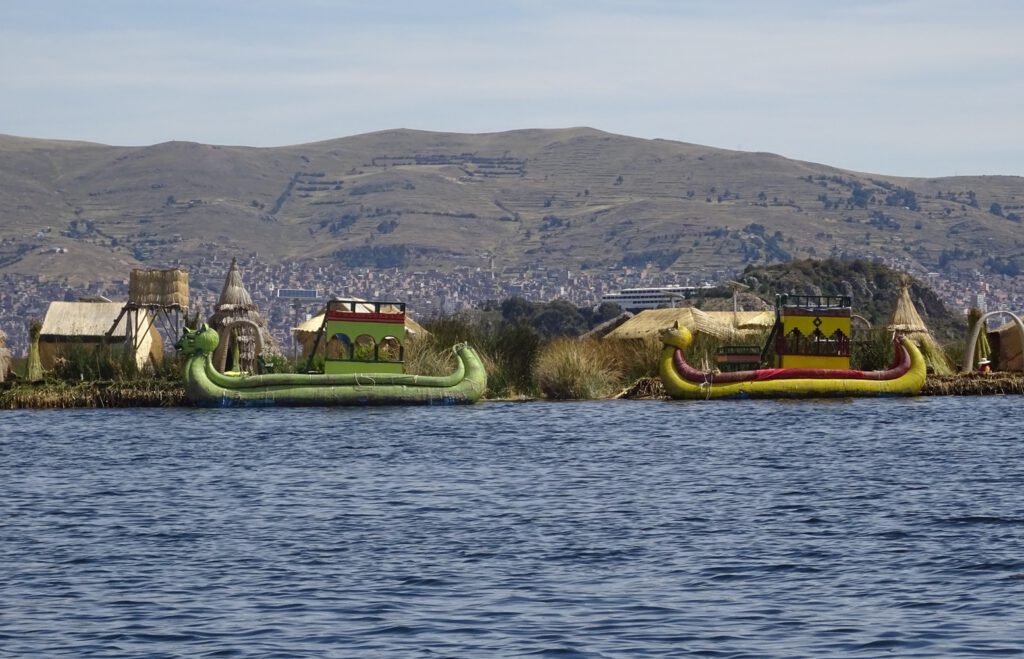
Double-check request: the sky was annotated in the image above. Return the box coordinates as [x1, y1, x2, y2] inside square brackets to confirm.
[2, 0, 1022, 177]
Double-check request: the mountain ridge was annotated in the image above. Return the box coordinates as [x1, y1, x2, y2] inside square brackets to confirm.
[1, 127, 1022, 287]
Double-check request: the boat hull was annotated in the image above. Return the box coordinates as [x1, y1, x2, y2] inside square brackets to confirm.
[178, 326, 486, 407]
[658, 326, 925, 400]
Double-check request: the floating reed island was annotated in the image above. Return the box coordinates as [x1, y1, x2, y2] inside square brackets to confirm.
[0, 380, 186, 409]
[5, 372, 1024, 408]
[617, 373, 1024, 400]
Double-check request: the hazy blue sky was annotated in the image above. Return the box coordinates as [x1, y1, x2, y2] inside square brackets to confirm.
[2, 0, 1022, 177]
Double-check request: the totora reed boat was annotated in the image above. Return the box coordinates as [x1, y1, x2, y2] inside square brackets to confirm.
[176, 323, 486, 407]
[658, 294, 926, 399]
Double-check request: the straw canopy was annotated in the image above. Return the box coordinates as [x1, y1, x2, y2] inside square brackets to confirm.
[605, 308, 770, 341]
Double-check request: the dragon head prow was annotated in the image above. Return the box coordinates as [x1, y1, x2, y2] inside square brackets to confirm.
[175, 323, 220, 356]
[658, 321, 693, 349]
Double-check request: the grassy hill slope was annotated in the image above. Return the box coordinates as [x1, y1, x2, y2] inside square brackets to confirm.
[1, 128, 1023, 283]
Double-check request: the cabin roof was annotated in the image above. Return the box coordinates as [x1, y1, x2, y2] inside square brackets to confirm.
[605, 308, 772, 340]
[40, 301, 134, 338]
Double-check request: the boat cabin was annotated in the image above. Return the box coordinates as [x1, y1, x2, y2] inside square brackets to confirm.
[319, 299, 407, 375]
[771, 294, 852, 369]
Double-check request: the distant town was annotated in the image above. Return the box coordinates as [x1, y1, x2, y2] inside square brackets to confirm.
[1, 255, 1021, 358]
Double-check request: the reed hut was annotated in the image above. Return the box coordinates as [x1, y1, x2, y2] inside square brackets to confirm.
[38, 300, 163, 371]
[580, 312, 634, 340]
[128, 268, 189, 308]
[0, 329, 11, 383]
[604, 307, 772, 341]
[886, 283, 953, 375]
[292, 298, 426, 359]
[988, 319, 1024, 371]
[206, 258, 279, 373]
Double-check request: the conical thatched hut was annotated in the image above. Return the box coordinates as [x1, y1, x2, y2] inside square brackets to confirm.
[206, 258, 279, 373]
[886, 283, 953, 375]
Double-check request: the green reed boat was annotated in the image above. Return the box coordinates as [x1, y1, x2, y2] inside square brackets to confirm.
[176, 301, 486, 407]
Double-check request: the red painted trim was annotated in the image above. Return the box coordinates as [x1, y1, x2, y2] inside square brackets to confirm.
[325, 311, 406, 323]
[782, 308, 851, 318]
[673, 340, 911, 384]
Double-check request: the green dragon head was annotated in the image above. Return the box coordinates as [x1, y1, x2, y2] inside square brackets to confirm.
[176, 324, 220, 356]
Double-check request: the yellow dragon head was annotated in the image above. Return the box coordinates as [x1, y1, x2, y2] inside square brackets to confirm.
[658, 321, 693, 350]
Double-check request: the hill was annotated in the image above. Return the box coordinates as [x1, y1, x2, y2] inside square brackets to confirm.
[738, 259, 964, 342]
[1, 128, 1023, 286]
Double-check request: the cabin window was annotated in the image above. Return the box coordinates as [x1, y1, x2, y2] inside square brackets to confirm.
[326, 333, 352, 359]
[379, 336, 402, 362]
[354, 334, 376, 361]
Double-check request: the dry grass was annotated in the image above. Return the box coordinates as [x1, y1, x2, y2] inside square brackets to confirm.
[403, 336, 458, 376]
[534, 337, 623, 400]
[614, 376, 666, 400]
[922, 373, 1024, 396]
[0, 380, 186, 409]
[603, 336, 664, 383]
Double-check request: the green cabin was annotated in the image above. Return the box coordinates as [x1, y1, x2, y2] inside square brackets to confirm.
[320, 299, 406, 375]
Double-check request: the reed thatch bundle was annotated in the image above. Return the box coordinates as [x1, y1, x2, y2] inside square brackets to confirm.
[606, 307, 767, 341]
[0, 329, 10, 383]
[26, 320, 44, 382]
[887, 283, 954, 375]
[966, 307, 992, 366]
[128, 268, 189, 308]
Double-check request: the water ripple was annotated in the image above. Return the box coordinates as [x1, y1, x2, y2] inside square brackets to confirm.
[2, 398, 1024, 656]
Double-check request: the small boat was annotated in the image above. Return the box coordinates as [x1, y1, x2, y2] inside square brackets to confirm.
[658, 294, 926, 399]
[176, 324, 486, 407]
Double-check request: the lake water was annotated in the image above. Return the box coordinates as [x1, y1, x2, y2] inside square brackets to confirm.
[2, 397, 1023, 657]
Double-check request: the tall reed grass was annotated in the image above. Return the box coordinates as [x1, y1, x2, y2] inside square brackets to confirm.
[419, 313, 542, 398]
[534, 337, 623, 400]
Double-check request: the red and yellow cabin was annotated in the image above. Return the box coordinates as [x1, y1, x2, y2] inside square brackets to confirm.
[322, 299, 406, 375]
[773, 294, 852, 369]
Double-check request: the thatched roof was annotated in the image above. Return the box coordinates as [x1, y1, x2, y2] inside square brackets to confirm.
[216, 257, 254, 310]
[605, 308, 770, 340]
[40, 301, 135, 337]
[129, 268, 189, 308]
[580, 312, 634, 339]
[886, 284, 954, 375]
[886, 285, 929, 333]
[37, 301, 163, 370]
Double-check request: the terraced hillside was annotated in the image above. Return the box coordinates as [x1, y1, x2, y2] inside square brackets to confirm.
[1, 128, 1023, 284]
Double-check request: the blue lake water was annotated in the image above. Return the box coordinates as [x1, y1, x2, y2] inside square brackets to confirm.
[2, 397, 1024, 657]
